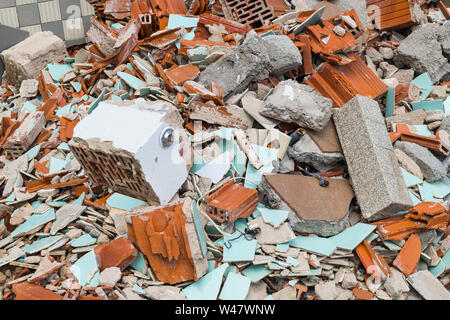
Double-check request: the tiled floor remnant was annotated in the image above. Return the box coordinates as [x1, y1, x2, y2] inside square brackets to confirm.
[0, 0, 449, 301]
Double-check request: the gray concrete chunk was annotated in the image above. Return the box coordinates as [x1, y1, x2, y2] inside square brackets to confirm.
[394, 24, 450, 83]
[407, 270, 450, 300]
[334, 95, 412, 221]
[197, 31, 302, 99]
[288, 134, 345, 172]
[261, 80, 333, 131]
[394, 141, 447, 182]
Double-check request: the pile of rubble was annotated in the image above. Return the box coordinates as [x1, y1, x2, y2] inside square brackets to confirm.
[0, 0, 449, 300]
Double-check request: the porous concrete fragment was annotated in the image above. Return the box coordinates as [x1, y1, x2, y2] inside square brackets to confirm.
[429, 86, 447, 100]
[428, 121, 441, 131]
[366, 48, 384, 65]
[98, 267, 122, 287]
[1, 31, 67, 86]
[394, 149, 423, 180]
[29, 256, 62, 283]
[383, 268, 409, 299]
[380, 47, 394, 60]
[247, 216, 296, 245]
[19, 79, 38, 98]
[50, 204, 86, 235]
[407, 270, 450, 300]
[123, 287, 145, 300]
[65, 228, 83, 240]
[341, 272, 358, 290]
[145, 285, 185, 300]
[441, 116, 450, 134]
[334, 95, 412, 221]
[197, 31, 302, 99]
[315, 281, 338, 300]
[287, 134, 345, 172]
[379, 62, 398, 78]
[276, 154, 295, 174]
[385, 109, 426, 131]
[261, 80, 333, 131]
[394, 24, 450, 83]
[425, 110, 444, 124]
[246, 281, 268, 300]
[392, 69, 415, 86]
[272, 286, 297, 300]
[394, 141, 447, 182]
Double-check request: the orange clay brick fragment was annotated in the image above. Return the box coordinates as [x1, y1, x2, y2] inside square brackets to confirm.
[206, 180, 258, 223]
[165, 64, 200, 86]
[352, 286, 374, 300]
[130, 198, 208, 284]
[13, 282, 63, 300]
[374, 202, 448, 240]
[393, 233, 421, 276]
[94, 237, 138, 271]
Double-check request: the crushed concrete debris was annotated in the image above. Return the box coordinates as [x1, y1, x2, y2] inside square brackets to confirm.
[0, 0, 448, 302]
[261, 80, 333, 131]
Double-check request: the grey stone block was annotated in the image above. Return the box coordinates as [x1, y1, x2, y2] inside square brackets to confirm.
[394, 141, 447, 183]
[334, 95, 412, 221]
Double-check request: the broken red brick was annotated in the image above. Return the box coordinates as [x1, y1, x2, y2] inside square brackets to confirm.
[13, 282, 63, 300]
[94, 237, 138, 271]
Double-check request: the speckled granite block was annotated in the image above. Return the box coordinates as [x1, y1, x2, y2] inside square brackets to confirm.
[333, 95, 413, 221]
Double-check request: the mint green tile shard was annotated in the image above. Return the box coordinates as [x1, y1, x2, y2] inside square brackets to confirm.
[10, 208, 55, 238]
[106, 192, 147, 211]
[244, 145, 278, 189]
[181, 263, 229, 300]
[411, 100, 444, 112]
[219, 272, 251, 300]
[419, 181, 450, 202]
[222, 235, 257, 262]
[167, 14, 199, 30]
[258, 207, 289, 228]
[130, 252, 148, 274]
[289, 235, 336, 256]
[242, 264, 272, 282]
[401, 168, 422, 187]
[23, 235, 64, 254]
[328, 223, 376, 251]
[70, 250, 99, 287]
[47, 63, 72, 82]
[118, 72, 145, 90]
[385, 87, 395, 117]
[411, 73, 433, 101]
[68, 234, 97, 248]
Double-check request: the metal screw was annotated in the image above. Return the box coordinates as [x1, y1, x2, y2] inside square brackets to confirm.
[160, 128, 174, 148]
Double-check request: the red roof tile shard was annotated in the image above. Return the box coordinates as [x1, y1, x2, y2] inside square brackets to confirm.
[305, 54, 388, 107]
